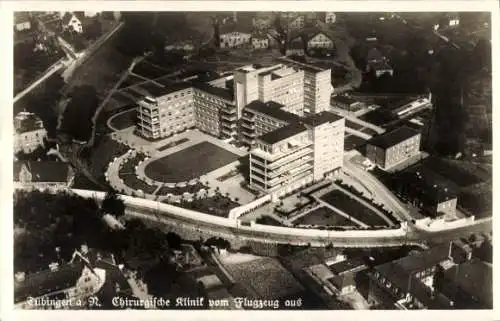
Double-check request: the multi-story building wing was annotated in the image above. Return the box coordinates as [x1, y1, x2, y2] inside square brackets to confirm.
[234, 64, 305, 117]
[257, 66, 304, 115]
[366, 126, 421, 170]
[303, 112, 344, 180]
[277, 57, 333, 114]
[136, 83, 195, 140]
[192, 82, 237, 140]
[240, 101, 300, 146]
[247, 108, 344, 200]
[249, 124, 313, 199]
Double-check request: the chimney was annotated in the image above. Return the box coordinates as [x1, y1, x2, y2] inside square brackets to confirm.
[14, 272, 26, 283]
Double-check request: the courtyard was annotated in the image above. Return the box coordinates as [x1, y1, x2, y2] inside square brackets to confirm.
[144, 141, 240, 182]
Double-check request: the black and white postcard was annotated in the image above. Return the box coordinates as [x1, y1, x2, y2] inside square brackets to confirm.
[2, 1, 498, 320]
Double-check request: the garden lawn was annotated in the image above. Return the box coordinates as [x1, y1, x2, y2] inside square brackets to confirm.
[294, 207, 354, 227]
[144, 142, 239, 182]
[109, 108, 137, 130]
[320, 190, 388, 226]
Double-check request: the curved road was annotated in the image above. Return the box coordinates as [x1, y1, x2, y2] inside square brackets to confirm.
[63, 188, 492, 248]
[15, 186, 490, 248]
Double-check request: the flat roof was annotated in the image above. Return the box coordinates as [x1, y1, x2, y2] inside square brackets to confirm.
[245, 100, 301, 124]
[259, 123, 307, 145]
[275, 57, 326, 73]
[367, 126, 420, 149]
[139, 81, 192, 98]
[192, 82, 234, 101]
[303, 111, 344, 127]
[332, 95, 359, 106]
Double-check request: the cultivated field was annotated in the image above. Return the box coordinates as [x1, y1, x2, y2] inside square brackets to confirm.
[221, 255, 304, 300]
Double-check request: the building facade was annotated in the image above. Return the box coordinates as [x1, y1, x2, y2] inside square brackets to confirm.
[136, 84, 196, 140]
[366, 126, 421, 170]
[234, 64, 305, 117]
[219, 31, 252, 48]
[307, 32, 334, 49]
[248, 109, 344, 200]
[14, 112, 48, 154]
[277, 57, 333, 114]
[251, 34, 270, 49]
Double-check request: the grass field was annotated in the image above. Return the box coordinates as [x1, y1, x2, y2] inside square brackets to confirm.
[65, 29, 132, 99]
[294, 207, 354, 227]
[320, 190, 388, 226]
[222, 256, 304, 300]
[144, 142, 239, 182]
[108, 108, 137, 130]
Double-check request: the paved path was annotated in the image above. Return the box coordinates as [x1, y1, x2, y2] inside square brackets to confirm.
[106, 103, 137, 132]
[13, 58, 67, 103]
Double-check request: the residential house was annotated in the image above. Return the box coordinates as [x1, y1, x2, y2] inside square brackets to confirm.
[251, 33, 270, 49]
[366, 126, 421, 170]
[368, 61, 394, 77]
[14, 12, 32, 32]
[306, 31, 335, 52]
[289, 15, 305, 30]
[15, 245, 132, 309]
[367, 243, 455, 309]
[219, 23, 252, 48]
[14, 112, 47, 154]
[286, 32, 306, 56]
[252, 12, 273, 30]
[325, 12, 337, 24]
[366, 47, 393, 77]
[392, 168, 457, 218]
[13, 161, 75, 188]
[62, 12, 84, 33]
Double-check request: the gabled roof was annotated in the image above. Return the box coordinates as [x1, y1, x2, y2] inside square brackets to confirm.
[14, 262, 84, 303]
[219, 22, 253, 35]
[14, 12, 31, 24]
[62, 12, 82, 25]
[367, 47, 385, 62]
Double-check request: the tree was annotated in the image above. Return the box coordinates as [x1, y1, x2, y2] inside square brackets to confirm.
[83, 18, 102, 40]
[101, 192, 125, 217]
[166, 232, 182, 250]
[58, 85, 99, 142]
[432, 263, 445, 294]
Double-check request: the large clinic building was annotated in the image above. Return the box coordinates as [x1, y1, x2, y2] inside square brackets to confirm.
[135, 57, 342, 200]
[246, 105, 344, 200]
